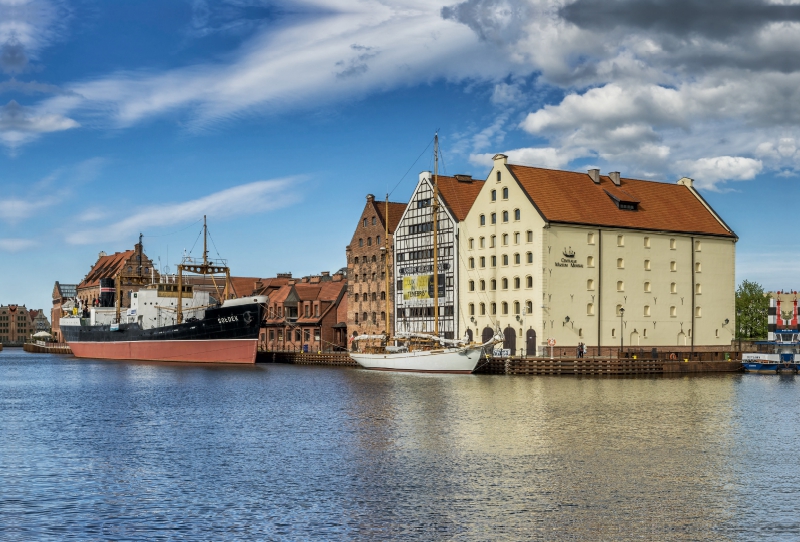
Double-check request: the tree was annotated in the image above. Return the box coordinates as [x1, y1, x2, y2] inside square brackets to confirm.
[735, 280, 768, 340]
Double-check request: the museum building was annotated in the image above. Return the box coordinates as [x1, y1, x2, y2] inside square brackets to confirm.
[459, 154, 738, 356]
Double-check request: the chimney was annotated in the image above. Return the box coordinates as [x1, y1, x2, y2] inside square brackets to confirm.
[310, 276, 321, 284]
[677, 177, 694, 188]
[332, 273, 343, 282]
[454, 174, 473, 182]
[609, 172, 621, 186]
[588, 169, 600, 184]
[419, 171, 431, 183]
[493, 153, 508, 164]
[277, 272, 292, 279]
[366, 194, 374, 202]
[321, 271, 330, 277]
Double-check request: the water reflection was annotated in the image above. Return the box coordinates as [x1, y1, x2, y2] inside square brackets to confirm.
[2, 351, 800, 539]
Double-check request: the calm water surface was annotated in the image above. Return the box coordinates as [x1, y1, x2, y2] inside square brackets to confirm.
[2, 350, 799, 540]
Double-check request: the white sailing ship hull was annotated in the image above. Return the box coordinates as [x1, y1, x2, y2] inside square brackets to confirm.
[350, 346, 483, 373]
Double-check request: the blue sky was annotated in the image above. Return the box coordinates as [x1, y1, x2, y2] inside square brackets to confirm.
[1, 0, 798, 312]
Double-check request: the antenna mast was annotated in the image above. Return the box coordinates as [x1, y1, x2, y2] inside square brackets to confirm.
[432, 133, 440, 337]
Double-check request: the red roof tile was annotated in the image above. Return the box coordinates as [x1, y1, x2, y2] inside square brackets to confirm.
[435, 175, 485, 222]
[78, 251, 135, 289]
[508, 165, 735, 237]
[375, 201, 407, 234]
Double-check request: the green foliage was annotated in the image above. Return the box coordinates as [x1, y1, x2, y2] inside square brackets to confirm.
[735, 280, 768, 340]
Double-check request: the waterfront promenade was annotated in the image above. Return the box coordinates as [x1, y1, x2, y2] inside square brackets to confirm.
[3, 348, 798, 539]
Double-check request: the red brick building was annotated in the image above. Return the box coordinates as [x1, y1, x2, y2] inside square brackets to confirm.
[77, 241, 157, 309]
[346, 194, 405, 343]
[51, 281, 77, 342]
[260, 272, 348, 352]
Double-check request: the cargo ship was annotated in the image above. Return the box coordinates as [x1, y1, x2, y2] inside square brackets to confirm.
[61, 218, 266, 364]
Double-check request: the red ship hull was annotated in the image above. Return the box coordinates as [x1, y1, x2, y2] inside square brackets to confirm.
[69, 339, 257, 364]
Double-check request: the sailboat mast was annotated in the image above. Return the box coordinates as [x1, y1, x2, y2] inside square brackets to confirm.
[203, 215, 208, 266]
[384, 194, 391, 338]
[432, 134, 440, 337]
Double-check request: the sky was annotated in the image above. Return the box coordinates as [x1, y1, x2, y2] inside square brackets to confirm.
[1, 0, 799, 312]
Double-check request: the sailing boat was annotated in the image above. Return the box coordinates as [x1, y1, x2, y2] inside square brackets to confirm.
[350, 134, 502, 373]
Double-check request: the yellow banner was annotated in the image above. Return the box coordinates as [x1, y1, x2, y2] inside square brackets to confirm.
[403, 275, 431, 300]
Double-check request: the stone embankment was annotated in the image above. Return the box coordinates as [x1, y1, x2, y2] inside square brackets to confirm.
[23, 342, 72, 354]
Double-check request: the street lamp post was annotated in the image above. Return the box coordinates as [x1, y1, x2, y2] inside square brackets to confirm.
[736, 309, 742, 359]
[619, 307, 625, 357]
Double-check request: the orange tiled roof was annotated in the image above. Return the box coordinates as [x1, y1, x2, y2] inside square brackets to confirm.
[78, 250, 135, 289]
[508, 165, 735, 238]
[376, 201, 407, 234]
[436, 175, 485, 222]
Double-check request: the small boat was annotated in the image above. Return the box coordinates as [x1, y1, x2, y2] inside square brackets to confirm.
[351, 134, 502, 373]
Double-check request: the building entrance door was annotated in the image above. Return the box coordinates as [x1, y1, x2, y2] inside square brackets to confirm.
[482, 327, 494, 344]
[503, 326, 516, 356]
[525, 329, 536, 357]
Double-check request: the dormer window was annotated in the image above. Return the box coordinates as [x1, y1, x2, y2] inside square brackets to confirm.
[604, 189, 640, 211]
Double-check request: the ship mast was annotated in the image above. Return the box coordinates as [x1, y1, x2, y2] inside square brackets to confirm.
[432, 133, 440, 337]
[384, 194, 391, 338]
[177, 215, 231, 324]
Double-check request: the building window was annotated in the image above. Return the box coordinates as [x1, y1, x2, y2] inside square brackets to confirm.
[587, 279, 594, 290]
[514, 209, 520, 220]
[367, 237, 372, 246]
[502, 234, 509, 245]
[469, 280, 475, 291]
[670, 261, 677, 272]
[617, 235, 624, 246]
[469, 303, 475, 316]
[526, 230, 533, 242]
[304, 329, 310, 342]
[644, 281, 651, 293]
[490, 279, 497, 290]
[616, 304, 623, 316]
[363, 312, 368, 322]
[695, 283, 702, 295]
[491, 235, 496, 248]
[617, 258, 624, 269]
[359, 238, 363, 247]
[353, 257, 359, 264]
[514, 277, 520, 289]
[643, 236, 650, 248]
[491, 189, 497, 201]
[376, 235, 381, 245]
[588, 233, 595, 244]
[526, 252, 533, 264]
[479, 237, 485, 248]
[496, 171, 501, 182]
[514, 232, 520, 244]
[491, 213, 496, 224]
[502, 254, 509, 266]
[491, 303, 497, 315]
[502, 278, 509, 290]
[587, 303, 594, 315]
[480, 280, 486, 291]
[715, 328, 719, 338]
[502, 187, 509, 199]
[526, 276, 533, 288]
[695, 262, 702, 273]
[501, 302, 508, 315]
[670, 282, 677, 294]
[644, 259, 651, 271]
[695, 240, 702, 251]
[670, 238, 676, 250]
[587, 256, 595, 267]
[513, 301, 520, 314]
[480, 303, 486, 315]
[381, 291, 386, 300]
[491, 256, 497, 267]
[644, 305, 651, 317]
[617, 281, 624, 292]
[670, 306, 677, 317]
[695, 306, 702, 318]
[514, 253, 520, 265]
[469, 238, 474, 249]
[469, 257, 475, 269]
[612, 328, 616, 338]
[479, 256, 485, 268]
[363, 218, 367, 227]
[480, 214, 486, 226]
[502, 211, 509, 223]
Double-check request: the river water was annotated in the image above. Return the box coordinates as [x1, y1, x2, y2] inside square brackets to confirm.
[2, 350, 799, 540]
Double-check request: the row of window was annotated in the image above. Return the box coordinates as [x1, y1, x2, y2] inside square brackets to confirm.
[352, 254, 385, 264]
[588, 233, 704, 251]
[490, 187, 510, 201]
[362, 216, 377, 227]
[353, 272, 385, 283]
[469, 276, 533, 291]
[266, 328, 322, 341]
[354, 312, 387, 324]
[397, 306, 455, 318]
[469, 253, 533, 268]
[478, 209, 521, 226]
[469, 231, 533, 249]
[396, 247, 453, 262]
[357, 235, 382, 247]
[468, 300, 533, 316]
[588, 280, 703, 294]
[408, 222, 434, 235]
[582, 303, 705, 318]
[353, 292, 387, 301]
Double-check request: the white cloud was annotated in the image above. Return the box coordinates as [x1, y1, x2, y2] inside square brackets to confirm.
[676, 156, 763, 190]
[65, 177, 304, 245]
[0, 237, 38, 251]
[0, 99, 78, 147]
[470, 146, 577, 169]
[0, 193, 59, 224]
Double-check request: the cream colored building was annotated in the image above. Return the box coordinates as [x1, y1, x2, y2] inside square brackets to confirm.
[459, 155, 737, 356]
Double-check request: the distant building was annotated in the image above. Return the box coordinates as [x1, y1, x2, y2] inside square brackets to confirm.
[28, 309, 51, 333]
[393, 173, 484, 339]
[0, 305, 33, 346]
[768, 291, 799, 341]
[76, 241, 158, 309]
[261, 272, 348, 352]
[345, 194, 405, 342]
[51, 281, 77, 342]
